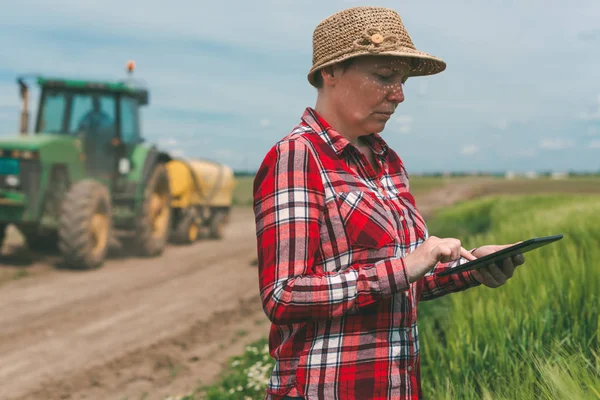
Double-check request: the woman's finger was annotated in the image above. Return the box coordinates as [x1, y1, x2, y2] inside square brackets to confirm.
[477, 266, 500, 287]
[486, 263, 507, 285]
[460, 247, 477, 261]
[501, 257, 515, 278]
[512, 253, 525, 266]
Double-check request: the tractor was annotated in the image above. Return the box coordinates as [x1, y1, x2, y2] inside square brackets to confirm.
[0, 63, 235, 269]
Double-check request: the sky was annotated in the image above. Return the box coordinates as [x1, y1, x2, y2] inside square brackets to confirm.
[0, 0, 599, 174]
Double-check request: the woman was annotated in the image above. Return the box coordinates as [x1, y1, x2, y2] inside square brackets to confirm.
[253, 6, 524, 400]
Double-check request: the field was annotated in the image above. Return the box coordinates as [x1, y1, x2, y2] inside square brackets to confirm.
[2, 175, 599, 400]
[418, 193, 600, 399]
[232, 174, 600, 208]
[194, 176, 600, 400]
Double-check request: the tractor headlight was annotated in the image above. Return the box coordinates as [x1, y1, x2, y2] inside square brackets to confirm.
[5, 175, 19, 187]
[21, 150, 38, 160]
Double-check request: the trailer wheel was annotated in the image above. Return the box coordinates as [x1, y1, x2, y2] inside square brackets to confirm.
[172, 208, 199, 244]
[58, 180, 112, 269]
[135, 164, 172, 256]
[208, 209, 227, 239]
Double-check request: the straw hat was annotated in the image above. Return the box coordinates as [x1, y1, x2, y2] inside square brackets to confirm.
[308, 6, 446, 87]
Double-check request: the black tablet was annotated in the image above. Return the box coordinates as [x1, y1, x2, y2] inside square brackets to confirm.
[437, 234, 564, 277]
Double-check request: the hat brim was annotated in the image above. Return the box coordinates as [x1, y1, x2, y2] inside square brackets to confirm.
[307, 48, 446, 87]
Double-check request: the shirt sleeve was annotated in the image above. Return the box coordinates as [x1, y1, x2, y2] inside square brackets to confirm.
[418, 252, 482, 301]
[253, 138, 410, 325]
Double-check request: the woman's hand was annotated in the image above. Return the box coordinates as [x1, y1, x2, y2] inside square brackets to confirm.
[404, 236, 474, 283]
[470, 244, 525, 288]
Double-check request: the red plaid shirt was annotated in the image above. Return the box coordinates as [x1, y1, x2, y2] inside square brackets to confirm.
[253, 108, 480, 400]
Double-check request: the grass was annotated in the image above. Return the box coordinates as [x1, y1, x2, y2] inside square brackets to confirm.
[418, 193, 600, 399]
[232, 176, 256, 207]
[163, 339, 273, 400]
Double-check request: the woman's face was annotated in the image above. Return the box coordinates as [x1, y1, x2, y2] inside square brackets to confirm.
[327, 56, 411, 135]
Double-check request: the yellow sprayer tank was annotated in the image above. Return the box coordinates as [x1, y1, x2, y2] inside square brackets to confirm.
[165, 158, 236, 243]
[166, 159, 235, 209]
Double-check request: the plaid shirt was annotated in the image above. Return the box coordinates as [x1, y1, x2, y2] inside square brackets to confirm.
[253, 108, 480, 400]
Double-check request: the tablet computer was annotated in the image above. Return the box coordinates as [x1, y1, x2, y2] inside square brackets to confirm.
[437, 234, 564, 277]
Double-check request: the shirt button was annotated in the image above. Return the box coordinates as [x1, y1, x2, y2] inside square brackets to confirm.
[408, 366, 413, 372]
[399, 215, 405, 222]
[378, 187, 385, 194]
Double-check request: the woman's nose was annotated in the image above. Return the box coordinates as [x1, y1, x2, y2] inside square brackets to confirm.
[387, 82, 405, 104]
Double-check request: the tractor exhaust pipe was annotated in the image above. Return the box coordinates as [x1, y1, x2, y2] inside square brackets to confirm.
[17, 78, 29, 135]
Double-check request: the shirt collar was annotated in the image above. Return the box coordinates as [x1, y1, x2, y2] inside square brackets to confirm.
[301, 107, 390, 157]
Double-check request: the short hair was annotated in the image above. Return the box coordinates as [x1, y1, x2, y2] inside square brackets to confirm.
[312, 58, 355, 89]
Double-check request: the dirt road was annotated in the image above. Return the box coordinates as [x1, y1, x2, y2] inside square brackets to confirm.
[0, 207, 269, 400]
[0, 181, 481, 400]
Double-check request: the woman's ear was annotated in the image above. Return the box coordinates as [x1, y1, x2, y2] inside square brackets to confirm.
[320, 66, 337, 86]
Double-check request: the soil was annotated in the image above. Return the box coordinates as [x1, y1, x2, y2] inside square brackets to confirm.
[0, 183, 475, 400]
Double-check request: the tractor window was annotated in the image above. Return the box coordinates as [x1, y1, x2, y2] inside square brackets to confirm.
[39, 91, 67, 133]
[69, 94, 117, 137]
[120, 97, 139, 144]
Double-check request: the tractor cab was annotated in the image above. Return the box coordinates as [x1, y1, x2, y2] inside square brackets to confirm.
[32, 76, 149, 180]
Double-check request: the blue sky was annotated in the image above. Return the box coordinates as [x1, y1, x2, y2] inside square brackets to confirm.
[1, 0, 599, 173]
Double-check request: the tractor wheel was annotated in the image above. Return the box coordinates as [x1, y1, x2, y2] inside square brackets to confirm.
[172, 208, 199, 244]
[208, 209, 228, 240]
[58, 180, 112, 269]
[134, 164, 172, 256]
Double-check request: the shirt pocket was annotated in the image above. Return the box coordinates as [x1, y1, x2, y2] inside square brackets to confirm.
[334, 190, 397, 249]
[392, 190, 427, 241]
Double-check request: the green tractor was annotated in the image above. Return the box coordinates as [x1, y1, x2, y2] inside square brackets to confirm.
[0, 65, 173, 269]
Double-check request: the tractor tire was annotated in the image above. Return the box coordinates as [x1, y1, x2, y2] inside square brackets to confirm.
[172, 208, 199, 245]
[58, 180, 112, 269]
[208, 209, 227, 240]
[134, 164, 172, 257]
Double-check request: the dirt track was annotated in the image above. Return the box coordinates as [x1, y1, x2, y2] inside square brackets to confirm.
[0, 207, 269, 400]
[0, 182, 481, 400]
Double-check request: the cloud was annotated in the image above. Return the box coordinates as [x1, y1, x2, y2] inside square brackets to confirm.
[171, 148, 185, 157]
[578, 94, 600, 121]
[159, 138, 178, 146]
[260, 118, 271, 128]
[587, 126, 599, 136]
[491, 119, 510, 130]
[516, 148, 537, 158]
[413, 80, 429, 98]
[577, 30, 600, 42]
[393, 115, 412, 134]
[460, 144, 480, 155]
[589, 140, 600, 149]
[214, 148, 242, 163]
[539, 138, 575, 150]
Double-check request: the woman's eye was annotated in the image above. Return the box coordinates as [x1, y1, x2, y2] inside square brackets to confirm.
[376, 74, 393, 81]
